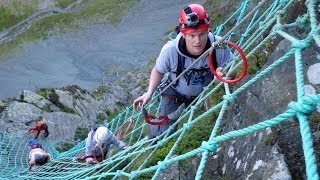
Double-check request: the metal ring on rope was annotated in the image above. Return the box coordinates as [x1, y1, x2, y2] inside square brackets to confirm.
[144, 115, 169, 125]
[208, 41, 247, 84]
[116, 118, 134, 140]
[142, 108, 169, 125]
[93, 145, 105, 163]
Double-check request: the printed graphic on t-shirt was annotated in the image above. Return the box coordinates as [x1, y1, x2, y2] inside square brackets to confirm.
[183, 67, 212, 85]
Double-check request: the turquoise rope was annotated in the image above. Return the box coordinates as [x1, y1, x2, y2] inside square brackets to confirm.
[1, 0, 319, 179]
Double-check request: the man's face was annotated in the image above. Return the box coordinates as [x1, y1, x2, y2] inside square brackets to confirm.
[183, 30, 208, 56]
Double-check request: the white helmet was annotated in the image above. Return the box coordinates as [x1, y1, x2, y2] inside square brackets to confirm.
[94, 127, 109, 144]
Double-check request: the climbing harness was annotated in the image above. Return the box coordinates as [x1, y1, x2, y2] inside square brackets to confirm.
[116, 118, 134, 140]
[208, 41, 247, 84]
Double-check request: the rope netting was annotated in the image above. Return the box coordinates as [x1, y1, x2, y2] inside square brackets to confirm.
[0, 0, 319, 179]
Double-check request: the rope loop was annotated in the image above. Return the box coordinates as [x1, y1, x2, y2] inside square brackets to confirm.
[223, 94, 236, 102]
[200, 141, 218, 152]
[288, 95, 320, 115]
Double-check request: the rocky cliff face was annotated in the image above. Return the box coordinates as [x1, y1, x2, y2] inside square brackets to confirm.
[0, 70, 148, 145]
[182, 31, 320, 179]
[0, 86, 102, 142]
[155, 29, 320, 179]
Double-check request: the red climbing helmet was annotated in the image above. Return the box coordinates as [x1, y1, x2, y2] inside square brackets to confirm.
[179, 4, 211, 34]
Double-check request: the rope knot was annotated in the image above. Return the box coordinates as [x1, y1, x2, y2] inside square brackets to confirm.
[241, 33, 249, 38]
[168, 125, 175, 132]
[157, 140, 165, 146]
[223, 94, 236, 102]
[273, 24, 283, 32]
[291, 40, 311, 50]
[157, 161, 167, 170]
[131, 171, 139, 178]
[200, 141, 218, 152]
[183, 123, 192, 130]
[116, 170, 123, 176]
[288, 95, 320, 115]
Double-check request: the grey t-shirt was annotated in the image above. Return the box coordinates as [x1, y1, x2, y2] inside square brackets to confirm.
[155, 32, 232, 96]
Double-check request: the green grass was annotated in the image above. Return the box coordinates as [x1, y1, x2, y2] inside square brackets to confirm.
[74, 127, 89, 141]
[55, 0, 76, 8]
[56, 142, 75, 152]
[0, 0, 137, 59]
[0, 1, 36, 31]
[36, 88, 49, 99]
[21, 0, 137, 39]
[0, 105, 6, 114]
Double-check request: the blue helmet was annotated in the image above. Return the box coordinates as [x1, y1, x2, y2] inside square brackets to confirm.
[28, 139, 43, 149]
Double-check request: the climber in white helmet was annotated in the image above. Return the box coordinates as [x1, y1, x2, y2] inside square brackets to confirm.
[84, 125, 127, 164]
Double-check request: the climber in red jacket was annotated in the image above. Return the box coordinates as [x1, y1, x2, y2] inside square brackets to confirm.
[27, 116, 49, 139]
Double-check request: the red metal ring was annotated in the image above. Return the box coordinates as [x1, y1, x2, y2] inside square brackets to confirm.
[144, 115, 169, 125]
[116, 118, 134, 140]
[93, 145, 104, 163]
[208, 41, 247, 84]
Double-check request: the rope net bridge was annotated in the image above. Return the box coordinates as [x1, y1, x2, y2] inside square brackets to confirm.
[0, 0, 319, 179]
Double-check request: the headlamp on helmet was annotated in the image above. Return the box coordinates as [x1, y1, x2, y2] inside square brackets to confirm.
[179, 4, 210, 34]
[185, 12, 199, 28]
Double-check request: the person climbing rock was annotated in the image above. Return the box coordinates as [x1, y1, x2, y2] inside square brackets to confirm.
[27, 116, 49, 139]
[133, 4, 233, 139]
[28, 140, 50, 170]
[82, 125, 128, 164]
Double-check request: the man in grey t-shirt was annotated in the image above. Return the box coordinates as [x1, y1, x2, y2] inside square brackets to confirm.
[133, 4, 232, 139]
